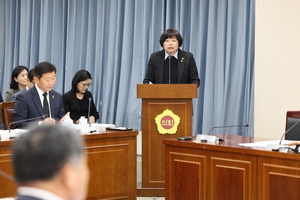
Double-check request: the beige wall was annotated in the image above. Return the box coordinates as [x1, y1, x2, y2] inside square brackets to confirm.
[255, 0, 300, 139]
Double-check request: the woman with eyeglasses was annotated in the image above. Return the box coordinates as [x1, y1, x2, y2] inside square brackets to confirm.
[63, 69, 99, 124]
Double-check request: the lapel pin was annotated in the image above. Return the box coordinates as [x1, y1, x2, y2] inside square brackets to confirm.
[52, 95, 54, 99]
[181, 57, 184, 62]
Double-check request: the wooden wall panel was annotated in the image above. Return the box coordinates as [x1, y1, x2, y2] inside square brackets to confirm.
[166, 151, 206, 200]
[164, 135, 300, 200]
[210, 156, 257, 200]
[87, 144, 129, 199]
[258, 157, 300, 200]
[0, 152, 16, 198]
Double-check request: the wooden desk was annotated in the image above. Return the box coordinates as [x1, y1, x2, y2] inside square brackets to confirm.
[0, 130, 138, 199]
[164, 134, 300, 200]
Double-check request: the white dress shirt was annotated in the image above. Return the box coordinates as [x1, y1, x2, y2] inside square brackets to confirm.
[35, 85, 52, 118]
[18, 186, 64, 200]
[164, 50, 178, 60]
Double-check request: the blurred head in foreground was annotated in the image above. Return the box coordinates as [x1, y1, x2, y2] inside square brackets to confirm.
[12, 124, 89, 200]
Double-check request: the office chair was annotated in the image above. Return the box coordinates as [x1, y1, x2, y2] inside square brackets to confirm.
[0, 102, 15, 130]
[285, 111, 300, 140]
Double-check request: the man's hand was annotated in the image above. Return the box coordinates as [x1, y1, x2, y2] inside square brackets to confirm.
[59, 112, 70, 124]
[42, 117, 56, 124]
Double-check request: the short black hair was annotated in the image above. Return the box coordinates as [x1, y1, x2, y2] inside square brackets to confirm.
[12, 125, 84, 184]
[159, 28, 183, 47]
[9, 65, 28, 90]
[34, 61, 56, 79]
[71, 70, 92, 92]
[28, 69, 35, 82]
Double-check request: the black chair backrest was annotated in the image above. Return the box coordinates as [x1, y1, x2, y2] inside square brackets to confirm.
[285, 117, 300, 140]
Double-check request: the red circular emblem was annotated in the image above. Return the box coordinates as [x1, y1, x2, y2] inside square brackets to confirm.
[161, 115, 174, 129]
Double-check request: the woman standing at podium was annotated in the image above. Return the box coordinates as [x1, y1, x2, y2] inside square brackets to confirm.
[143, 28, 200, 87]
[63, 69, 99, 124]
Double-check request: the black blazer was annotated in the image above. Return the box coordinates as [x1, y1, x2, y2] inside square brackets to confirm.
[143, 49, 200, 86]
[0, 91, 3, 102]
[17, 195, 43, 200]
[62, 90, 99, 123]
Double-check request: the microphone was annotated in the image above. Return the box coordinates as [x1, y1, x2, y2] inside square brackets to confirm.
[208, 124, 249, 135]
[265, 119, 300, 151]
[0, 169, 15, 182]
[196, 124, 248, 143]
[168, 56, 171, 84]
[279, 119, 300, 144]
[87, 97, 91, 126]
[9, 115, 46, 132]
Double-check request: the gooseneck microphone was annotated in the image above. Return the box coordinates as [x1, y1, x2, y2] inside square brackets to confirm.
[279, 119, 300, 144]
[168, 56, 171, 84]
[0, 169, 15, 182]
[8, 115, 46, 132]
[208, 124, 249, 135]
[87, 97, 91, 126]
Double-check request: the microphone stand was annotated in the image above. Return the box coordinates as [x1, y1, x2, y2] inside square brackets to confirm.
[8, 115, 45, 132]
[168, 56, 171, 84]
[196, 123, 249, 143]
[265, 119, 300, 151]
[208, 124, 249, 135]
[87, 97, 91, 127]
[0, 169, 15, 182]
[279, 118, 300, 144]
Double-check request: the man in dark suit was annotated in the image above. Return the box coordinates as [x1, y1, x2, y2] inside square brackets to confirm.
[13, 61, 68, 128]
[0, 92, 3, 129]
[143, 28, 200, 87]
[12, 125, 90, 200]
[0, 92, 3, 103]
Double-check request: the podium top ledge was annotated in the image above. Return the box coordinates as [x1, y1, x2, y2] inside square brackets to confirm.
[137, 84, 198, 99]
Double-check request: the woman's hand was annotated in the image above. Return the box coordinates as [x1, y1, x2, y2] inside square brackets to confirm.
[88, 116, 95, 124]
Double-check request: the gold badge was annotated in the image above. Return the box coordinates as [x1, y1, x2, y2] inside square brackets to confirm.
[155, 109, 180, 134]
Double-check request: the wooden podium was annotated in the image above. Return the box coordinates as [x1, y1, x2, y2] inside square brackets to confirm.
[137, 84, 198, 196]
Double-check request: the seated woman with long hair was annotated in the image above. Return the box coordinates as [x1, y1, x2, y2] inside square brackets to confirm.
[5, 65, 29, 102]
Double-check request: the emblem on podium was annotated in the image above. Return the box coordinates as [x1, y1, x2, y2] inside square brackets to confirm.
[155, 109, 180, 134]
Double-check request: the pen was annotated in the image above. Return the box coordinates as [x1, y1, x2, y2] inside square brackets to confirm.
[287, 141, 300, 146]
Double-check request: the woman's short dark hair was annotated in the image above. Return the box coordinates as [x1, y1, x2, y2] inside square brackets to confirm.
[10, 65, 29, 89]
[159, 28, 183, 47]
[71, 70, 92, 92]
[34, 62, 56, 79]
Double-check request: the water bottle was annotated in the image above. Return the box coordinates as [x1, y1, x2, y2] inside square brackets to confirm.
[80, 116, 88, 134]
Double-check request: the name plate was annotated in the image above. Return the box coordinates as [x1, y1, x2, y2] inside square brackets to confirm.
[0, 129, 27, 140]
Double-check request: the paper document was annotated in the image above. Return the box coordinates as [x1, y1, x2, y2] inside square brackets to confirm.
[0, 129, 28, 140]
[239, 140, 300, 149]
[73, 123, 115, 134]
